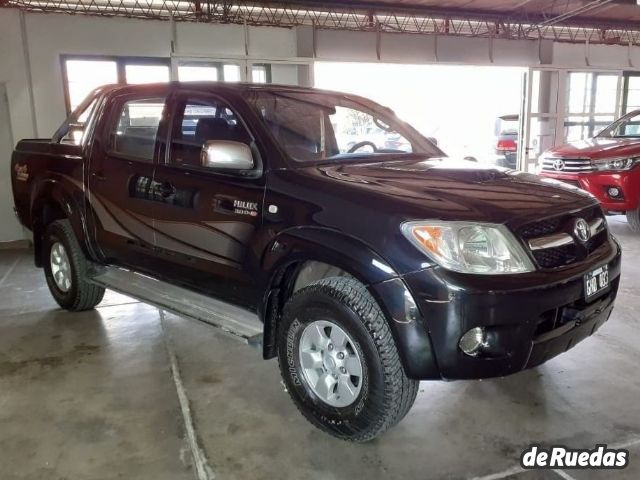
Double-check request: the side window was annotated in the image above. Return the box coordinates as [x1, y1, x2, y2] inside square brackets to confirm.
[111, 98, 165, 161]
[170, 97, 251, 169]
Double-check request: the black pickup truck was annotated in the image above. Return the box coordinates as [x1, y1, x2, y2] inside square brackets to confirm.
[11, 83, 621, 441]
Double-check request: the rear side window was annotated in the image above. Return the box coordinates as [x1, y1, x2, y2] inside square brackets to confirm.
[111, 98, 165, 161]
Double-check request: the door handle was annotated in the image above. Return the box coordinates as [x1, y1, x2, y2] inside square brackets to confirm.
[158, 181, 176, 198]
[92, 171, 107, 182]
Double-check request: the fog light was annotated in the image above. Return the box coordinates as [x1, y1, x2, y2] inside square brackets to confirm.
[459, 327, 487, 357]
[607, 187, 621, 198]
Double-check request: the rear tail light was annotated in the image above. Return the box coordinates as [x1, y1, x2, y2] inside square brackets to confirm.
[496, 139, 517, 152]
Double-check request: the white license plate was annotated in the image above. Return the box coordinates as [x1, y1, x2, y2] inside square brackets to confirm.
[584, 265, 609, 299]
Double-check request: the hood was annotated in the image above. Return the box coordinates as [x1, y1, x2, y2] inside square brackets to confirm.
[307, 157, 596, 227]
[545, 137, 640, 160]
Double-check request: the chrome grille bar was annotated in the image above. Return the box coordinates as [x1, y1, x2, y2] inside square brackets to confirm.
[528, 217, 605, 251]
[540, 157, 594, 173]
[528, 232, 573, 251]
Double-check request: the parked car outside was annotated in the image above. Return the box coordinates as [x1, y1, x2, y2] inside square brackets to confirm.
[539, 109, 640, 232]
[494, 114, 519, 169]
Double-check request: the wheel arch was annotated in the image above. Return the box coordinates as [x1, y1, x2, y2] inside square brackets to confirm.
[30, 177, 95, 268]
[259, 227, 440, 380]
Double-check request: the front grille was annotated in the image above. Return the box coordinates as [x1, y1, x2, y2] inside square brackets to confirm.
[533, 245, 577, 269]
[540, 157, 593, 173]
[518, 206, 608, 269]
[520, 218, 561, 239]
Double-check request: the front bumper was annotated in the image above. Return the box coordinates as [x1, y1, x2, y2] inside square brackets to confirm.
[540, 168, 640, 213]
[401, 237, 621, 380]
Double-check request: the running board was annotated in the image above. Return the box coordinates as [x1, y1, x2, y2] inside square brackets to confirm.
[89, 266, 263, 348]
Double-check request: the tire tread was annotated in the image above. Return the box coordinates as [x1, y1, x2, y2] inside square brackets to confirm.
[46, 220, 105, 311]
[627, 208, 640, 233]
[279, 277, 418, 442]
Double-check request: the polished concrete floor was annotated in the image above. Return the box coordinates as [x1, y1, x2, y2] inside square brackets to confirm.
[0, 217, 638, 480]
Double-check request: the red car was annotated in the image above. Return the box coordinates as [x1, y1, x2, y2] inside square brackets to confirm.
[539, 110, 640, 232]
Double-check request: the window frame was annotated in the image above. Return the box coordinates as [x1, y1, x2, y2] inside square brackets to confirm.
[105, 90, 169, 164]
[164, 90, 262, 178]
[61, 54, 171, 115]
[251, 64, 272, 84]
[621, 71, 640, 115]
[176, 61, 245, 83]
[563, 71, 620, 140]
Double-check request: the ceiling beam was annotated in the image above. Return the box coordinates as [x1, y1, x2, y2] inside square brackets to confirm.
[4, 0, 640, 45]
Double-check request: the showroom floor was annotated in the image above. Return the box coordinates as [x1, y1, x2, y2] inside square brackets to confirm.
[0, 217, 638, 480]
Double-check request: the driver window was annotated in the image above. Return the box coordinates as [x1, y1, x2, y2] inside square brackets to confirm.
[170, 97, 251, 168]
[331, 106, 413, 154]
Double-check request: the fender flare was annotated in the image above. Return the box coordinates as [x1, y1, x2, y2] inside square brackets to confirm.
[259, 227, 440, 380]
[29, 175, 99, 267]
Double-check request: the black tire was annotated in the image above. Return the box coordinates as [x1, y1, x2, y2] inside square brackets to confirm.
[43, 220, 105, 311]
[277, 277, 419, 442]
[627, 208, 640, 233]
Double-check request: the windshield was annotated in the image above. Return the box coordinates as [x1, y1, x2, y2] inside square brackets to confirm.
[246, 90, 442, 163]
[598, 110, 640, 138]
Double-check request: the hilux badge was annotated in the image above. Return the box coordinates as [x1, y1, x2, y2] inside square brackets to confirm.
[233, 199, 258, 217]
[574, 218, 591, 242]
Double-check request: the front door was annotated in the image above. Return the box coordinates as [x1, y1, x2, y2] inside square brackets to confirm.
[87, 87, 168, 272]
[151, 91, 265, 308]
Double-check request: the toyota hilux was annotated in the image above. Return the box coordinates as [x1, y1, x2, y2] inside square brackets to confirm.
[11, 83, 621, 441]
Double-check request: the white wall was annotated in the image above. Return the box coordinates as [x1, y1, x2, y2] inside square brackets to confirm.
[553, 42, 640, 69]
[27, 14, 174, 137]
[4, 9, 640, 242]
[0, 10, 34, 141]
[9, 11, 640, 142]
[0, 82, 24, 242]
[0, 10, 33, 242]
[16, 14, 301, 138]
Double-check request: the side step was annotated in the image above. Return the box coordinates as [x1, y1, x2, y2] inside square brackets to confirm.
[89, 266, 263, 348]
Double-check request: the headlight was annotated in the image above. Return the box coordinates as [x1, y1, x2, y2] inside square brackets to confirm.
[592, 157, 640, 171]
[401, 221, 535, 274]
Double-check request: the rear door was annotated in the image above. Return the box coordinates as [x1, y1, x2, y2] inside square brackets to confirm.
[87, 87, 169, 272]
[150, 90, 266, 308]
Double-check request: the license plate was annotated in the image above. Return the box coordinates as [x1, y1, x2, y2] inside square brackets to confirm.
[584, 265, 609, 299]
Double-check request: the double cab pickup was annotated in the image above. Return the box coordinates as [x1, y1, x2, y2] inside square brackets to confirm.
[11, 83, 621, 441]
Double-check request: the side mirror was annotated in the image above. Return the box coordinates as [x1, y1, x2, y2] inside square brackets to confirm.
[61, 123, 85, 145]
[201, 140, 254, 171]
[427, 136, 438, 146]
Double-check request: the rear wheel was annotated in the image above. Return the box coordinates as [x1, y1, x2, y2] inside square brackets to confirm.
[43, 220, 105, 311]
[277, 277, 419, 442]
[627, 208, 640, 233]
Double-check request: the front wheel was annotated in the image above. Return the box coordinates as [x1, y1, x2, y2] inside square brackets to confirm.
[277, 277, 418, 442]
[627, 208, 640, 233]
[43, 220, 105, 311]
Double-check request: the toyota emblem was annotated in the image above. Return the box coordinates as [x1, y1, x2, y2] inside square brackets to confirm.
[573, 218, 591, 243]
[553, 159, 565, 171]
